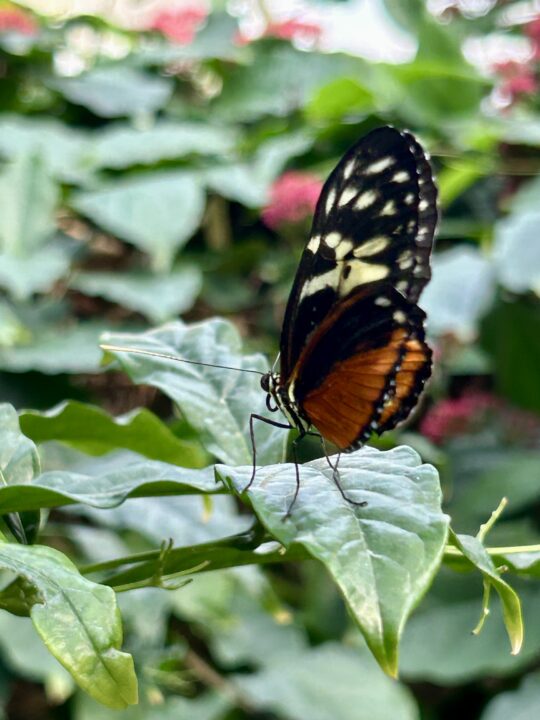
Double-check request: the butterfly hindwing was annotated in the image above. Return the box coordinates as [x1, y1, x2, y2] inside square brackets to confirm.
[288, 286, 431, 449]
[280, 126, 437, 381]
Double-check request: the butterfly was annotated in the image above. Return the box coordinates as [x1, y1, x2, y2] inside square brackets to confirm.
[248, 126, 437, 503]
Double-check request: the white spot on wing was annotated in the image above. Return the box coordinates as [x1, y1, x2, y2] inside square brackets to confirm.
[338, 187, 357, 207]
[340, 261, 389, 295]
[396, 280, 409, 293]
[325, 231, 342, 248]
[334, 239, 353, 260]
[366, 156, 395, 174]
[355, 190, 377, 210]
[306, 235, 321, 254]
[299, 266, 341, 300]
[392, 170, 409, 183]
[326, 188, 336, 215]
[405, 193, 415, 205]
[419, 199, 429, 212]
[381, 200, 396, 216]
[353, 236, 389, 257]
[343, 159, 355, 179]
[394, 310, 407, 323]
[375, 296, 391, 307]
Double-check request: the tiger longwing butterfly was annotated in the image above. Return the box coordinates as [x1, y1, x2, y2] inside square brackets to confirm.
[101, 126, 437, 514]
[252, 126, 437, 499]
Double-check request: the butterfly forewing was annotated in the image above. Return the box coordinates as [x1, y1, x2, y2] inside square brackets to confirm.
[280, 126, 437, 381]
[279, 126, 437, 449]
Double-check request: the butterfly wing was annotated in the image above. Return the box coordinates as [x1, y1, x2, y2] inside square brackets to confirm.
[279, 126, 437, 381]
[288, 286, 431, 450]
[278, 126, 437, 447]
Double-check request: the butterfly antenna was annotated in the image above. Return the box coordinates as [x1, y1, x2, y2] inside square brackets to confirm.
[100, 344, 266, 376]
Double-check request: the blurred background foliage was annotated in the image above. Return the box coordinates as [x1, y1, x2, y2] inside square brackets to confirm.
[1, 0, 540, 718]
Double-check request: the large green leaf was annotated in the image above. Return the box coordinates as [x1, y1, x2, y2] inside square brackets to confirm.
[306, 77, 375, 121]
[0, 451, 218, 514]
[0, 542, 137, 708]
[217, 445, 448, 676]
[0, 154, 73, 300]
[76, 691, 230, 720]
[101, 319, 285, 466]
[51, 66, 173, 118]
[0, 404, 40, 544]
[72, 172, 205, 271]
[235, 643, 419, 720]
[20, 401, 208, 467]
[91, 121, 239, 170]
[70, 266, 202, 323]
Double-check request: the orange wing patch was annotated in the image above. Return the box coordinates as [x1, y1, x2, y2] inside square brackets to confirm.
[378, 337, 431, 431]
[302, 328, 409, 449]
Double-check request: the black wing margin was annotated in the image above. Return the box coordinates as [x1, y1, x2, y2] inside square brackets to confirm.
[279, 126, 438, 381]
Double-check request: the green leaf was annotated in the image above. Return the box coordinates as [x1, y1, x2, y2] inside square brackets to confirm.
[235, 643, 419, 720]
[0, 452, 218, 514]
[72, 172, 205, 271]
[0, 542, 137, 708]
[450, 531, 523, 655]
[306, 77, 375, 121]
[203, 131, 313, 207]
[76, 690, 231, 720]
[20, 401, 208, 467]
[101, 319, 285, 466]
[0, 404, 41, 544]
[493, 212, 540, 296]
[0, 321, 110, 374]
[0, 115, 89, 182]
[421, 247, 495, 340]
[213, 45, 365, 121]
[0, 154, 73, 300]
[217, 445, 449, 676]
[51, 66, 173, 118]
[482, 672, 540, 720]
[91, 121, 239, 170]
[70, 266, 202, 323]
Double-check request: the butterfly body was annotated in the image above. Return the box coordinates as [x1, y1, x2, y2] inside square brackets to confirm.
[261, 126, 437, 452]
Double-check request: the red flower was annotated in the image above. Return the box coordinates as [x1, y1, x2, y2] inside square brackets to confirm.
[265, 19, 322, 44]
[262, 171, 323, 230]
[148, 5, 207, 45]
[0, 6, 38, 35]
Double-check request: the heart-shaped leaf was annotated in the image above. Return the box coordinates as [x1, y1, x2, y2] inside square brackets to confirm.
[216, 445, 449, 676]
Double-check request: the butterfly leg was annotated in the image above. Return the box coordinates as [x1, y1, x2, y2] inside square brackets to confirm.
[242, 413, 292, 494]
[320, 439, 367, 509]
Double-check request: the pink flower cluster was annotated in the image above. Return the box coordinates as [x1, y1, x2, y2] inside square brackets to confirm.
[261, 171, 323, 230]
[421, 392, 540, 447]
[491, 15, 540, 104]
[0, 5, 37, 35]
[265, 19, 322, 44]
[492, 60, 537, 103]
[148, 5, 207, 45]
[236, 17, 322, 46]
